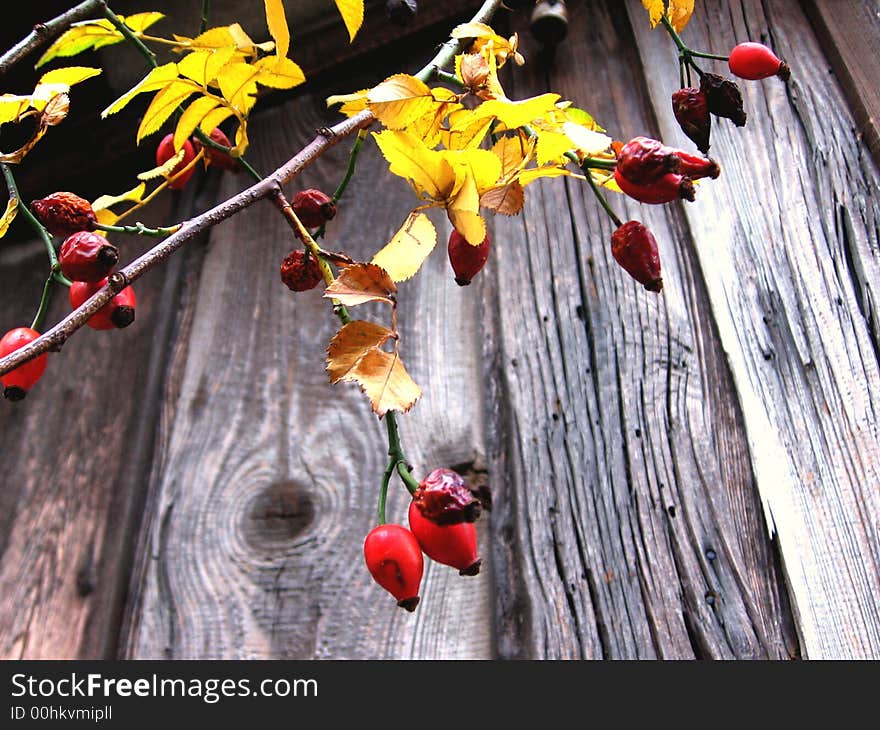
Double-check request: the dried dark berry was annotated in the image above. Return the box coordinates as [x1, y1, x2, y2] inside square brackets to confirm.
[701, 73, 747, 127]
[292, 189, 337, 229]
[617, 136, 681, 186]
[280, 249, 323, 292]
[413, 468, 482, 525]
[672, 87, 711, 153]
[611, 221, 662, 293]
[30, 192, 97, 238]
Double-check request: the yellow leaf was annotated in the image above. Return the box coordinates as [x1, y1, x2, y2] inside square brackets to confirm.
[642, 0, 665, 27]
[0, 96, 29, 126]
[367, 74, 435, 130]
[535, 129, 572, 165]
[123, 12, 166, 33]
[253, 55, 306, 89]
[36, 20, 122, 67]
[102, 62, 179, 117]
[92, 183, 146, 212]
[371, 212, 438, 282]
[324, 263, 397, 307]
[668, 0, 695, 31]
[137, 80, 198, 143]
[216, 61, 259, 114]
[0, 196, 18, 238]
[327, 320, 394, 384]
[446, 166, 486, 245]
[474, 93, 561, 129]
[442, 109, 494, 151]
[38, 66, 101, 89]
[564, 106, 604, 132]
[450, 22, 498, 41]
[491, 135, 532, 180]
[233, 119, 249, 155]
[562, 122, 612, 156]
[178, 47, 236, 86]
[326, 89, 369, 116]
[517, 166, 578, 186]
[138, 148, 185, 180]
[94, 209, 119, 226]
[453, 148, 503, 192]
[174, 24, 265, 55]
[198, 106, 236, 134]
[264, 0, 290, 59]
[341, 348, 421, 417]
[480, 182, 524, 216]
[174, 96, 221, 150]
[334, 0, 364, 42]
[373, 130, 456, 201]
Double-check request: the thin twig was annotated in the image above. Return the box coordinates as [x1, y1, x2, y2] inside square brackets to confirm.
[0, 0, 107, 78]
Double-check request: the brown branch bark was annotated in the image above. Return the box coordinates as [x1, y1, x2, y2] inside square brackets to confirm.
[0, 0, 107, 78]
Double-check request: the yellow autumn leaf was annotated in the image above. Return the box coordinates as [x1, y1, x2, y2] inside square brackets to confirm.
[334, 0, 364, 42]
[340, 348, 421, 417]
[446, 166, 486, 245]
[366, 74, 436, 130]
[123, 12, 166, 33]
[137, 80, 198, 142]
[480, 182, 524, 216]
[0, 96, 29, 126]
[138, 147, 186, 180]
[534, 129, 571, 165]
[102, 62, 179, 117]
[442, 109, 494, 151]
[264, 0, 290, 59]
[36, 20, 122, 67]
[327, 89, 368, 116]
[327, 320, 394, 384]
[178, 47, 236, 86]
[371, 212, 438, 282]
[642, 0, 694, 31]
[95, 209, 119, 226]
[562, 121, 612, 156]
[198, 106, 236, 134]
[37, 66, 101, 89]
[324, 262, 397, 307]
[474, 93, 561, 129]
[173, 24, 270, 56]
[0, 197, 18, 238]
[517, 166, 579, 186]
[217, 61, 259, 114]
[92, 183, 146, 212]
[642, 0, 665, 27]
[373, 130, 457, 201]
[174, 96, 221, 150]
[253, 55, 306, 89]
[491, 135, 532, 180]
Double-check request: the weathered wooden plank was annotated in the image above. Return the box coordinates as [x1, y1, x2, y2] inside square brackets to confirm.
[626, 0, 880, 658]
[802, 0, 880, 163]
[121, 85, 492, 659]
[483, 0, 799, 659]
[0, 195, 180, 659]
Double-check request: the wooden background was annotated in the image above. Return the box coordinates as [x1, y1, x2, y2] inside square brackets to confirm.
[0, 0, 878, 659]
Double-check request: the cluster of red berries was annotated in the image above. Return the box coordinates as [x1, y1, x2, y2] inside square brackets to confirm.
[608, 41, 788, 292]
[155, 127, 237, 191]
[364, 468, 482, 610]
[279, 189, 337, 291]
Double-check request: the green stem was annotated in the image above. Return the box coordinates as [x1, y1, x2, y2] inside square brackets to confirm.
[314, 129, 368, 240]
[103, 5, 157, 68]
[199, 0, 211, 34]
[2, 164, 57, 269]
[378, 458, 393, 525]
[96, 221, 180, 237]
[660, 15, 704, 76]
[433, 68, 462, 87]
[30, 274, 54, 331]
[689, 50, 729, 61]
[585, 170, 623, 228]
[386, 413, 419, 495]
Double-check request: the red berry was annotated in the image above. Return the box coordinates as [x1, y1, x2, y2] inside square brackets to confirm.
[672, 87, 711, 154]
[30, 192, 97, 238]
[447, 229, 491, 286]
[728, 42, 789, 81]
[69, 277, 137, 330]
[413, 468, 481, 525]
[611, 221, 662, 293]
[613, 168, 695, 204]
[0, 327, 48, 401]
[408, 500, 481, 576]
[292, 189, 337, 229]
[363, 524, 424, 611]
[280, 249, 323, 291]
[59, 231, 118, 283]
[674, 150, 720, 180]
[156, 134, 197, 190]
[203, 127, 238, 171]
[616, 137, 681, 186]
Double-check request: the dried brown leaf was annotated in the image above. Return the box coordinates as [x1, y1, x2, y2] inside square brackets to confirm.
[324, 262, 397, 307]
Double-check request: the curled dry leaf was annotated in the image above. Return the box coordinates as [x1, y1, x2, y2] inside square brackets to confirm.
[480, 182, 524, 215]
[327, 320, 393, 384]
[324, 262, 397, 307]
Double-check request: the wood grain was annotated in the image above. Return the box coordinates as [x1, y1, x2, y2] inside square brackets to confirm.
[626, 0, 880, 658]
[121, 80, 492, 659]
[481, 0, 798, 659]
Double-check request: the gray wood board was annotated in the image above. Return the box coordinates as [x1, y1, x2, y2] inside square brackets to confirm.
[626, 0, 880, 658]
[121, 85, 493, 659]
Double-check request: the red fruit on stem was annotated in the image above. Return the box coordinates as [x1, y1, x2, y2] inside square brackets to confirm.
[0, 327, 48, 401]
[202, 127, 238, 171]
[59, 231, 118, 283]
[413, 468, 481, 525]
[611, 221, 662, 293]
[672, 87, 711, 153]
[674, 150, 720, 180]
[728, 42, 789, 81]
[447, 229, 491, 286]
[613, 168, 695, 204]
[69, 277, 137, 330]
[616, 136, 681, 186]
[156, 134, 197, 190]
[292, 189, 337, 229]
[408, 500, 481, 576]
[30, 192, 97, 237]
[280, 249, 323, 292]
[363, 524, 424, 611]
